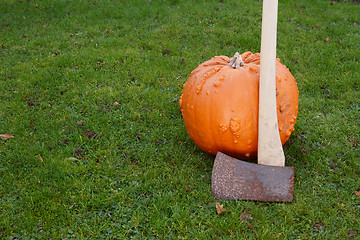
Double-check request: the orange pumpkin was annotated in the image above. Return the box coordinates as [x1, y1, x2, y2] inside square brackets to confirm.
[179, 52, 299, 159]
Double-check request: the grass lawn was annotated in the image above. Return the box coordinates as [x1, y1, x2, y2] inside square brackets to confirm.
[1, 0, 359, 239]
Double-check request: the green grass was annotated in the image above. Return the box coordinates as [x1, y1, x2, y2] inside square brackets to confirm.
[1, 0, 359, 239]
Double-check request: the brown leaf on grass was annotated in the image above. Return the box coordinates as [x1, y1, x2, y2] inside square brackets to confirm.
[97, 61, 104, 69]
[313, 221, 324, 229]
[76, 120, 85, 125]
[240, 213, 255, 231]
[74, 148, 85, 157]
[84, 130, 95, 139]
[354, 190, 360, 197]
[0, 134, 14, 140]
[215, 202, 226, 215]
[38, 155, 44, 164]
[247, 223, 255, 231]
[162, 48, 171, 56]
[240, 213, 253, 222]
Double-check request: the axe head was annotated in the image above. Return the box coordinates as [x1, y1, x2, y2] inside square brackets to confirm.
[212, 152, 294, 202]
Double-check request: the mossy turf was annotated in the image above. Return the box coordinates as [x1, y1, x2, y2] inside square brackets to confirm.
[1, 0, 359, 239]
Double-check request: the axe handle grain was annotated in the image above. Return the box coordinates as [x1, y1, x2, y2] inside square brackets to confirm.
[258, 0, 285, 167]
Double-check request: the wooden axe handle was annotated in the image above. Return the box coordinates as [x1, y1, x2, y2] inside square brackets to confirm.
[258, 0, 285, 167]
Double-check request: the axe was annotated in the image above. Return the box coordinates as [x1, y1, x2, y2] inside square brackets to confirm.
[211, 0, 294, 202]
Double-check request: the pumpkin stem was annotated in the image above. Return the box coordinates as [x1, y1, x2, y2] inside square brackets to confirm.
[228, 52, 245, 68]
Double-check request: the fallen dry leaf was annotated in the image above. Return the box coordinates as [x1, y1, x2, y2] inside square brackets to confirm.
[240, 213, 253, 222]
[74, 148, 85, 157]
[97, 61, 104, 69]
[162, 48, 171, 56]
[247, 222, 255, 231]
[313, 221, 324, 229]
[39, 155, 44, 164]
[84, 130, 96, 139]
[215, 202, 226, 215]
[240, 212, 255, 230]
[76, 120, 85, 125]
[354, 190, 360, 197]
[0, 134, 14, 140]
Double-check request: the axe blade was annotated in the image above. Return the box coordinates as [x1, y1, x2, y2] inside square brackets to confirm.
[212, 152, 294, 202]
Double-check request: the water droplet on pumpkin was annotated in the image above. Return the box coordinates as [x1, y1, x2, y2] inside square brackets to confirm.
[245, 153, 250, 157]
[247, 139, 252, 145]
[206, 91, 210, 95]
[234, 140, 238, 144]
[190, 105, 194, 109]
[214, 80, 220, 87]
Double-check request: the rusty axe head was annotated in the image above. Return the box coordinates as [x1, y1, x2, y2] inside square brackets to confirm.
[211, 152, 294, 202]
